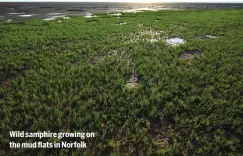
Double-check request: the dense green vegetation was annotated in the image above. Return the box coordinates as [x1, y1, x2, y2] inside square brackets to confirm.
[0, 8, 243, 155]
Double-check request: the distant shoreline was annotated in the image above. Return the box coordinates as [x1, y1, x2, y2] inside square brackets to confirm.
[1, 2, 243, 21]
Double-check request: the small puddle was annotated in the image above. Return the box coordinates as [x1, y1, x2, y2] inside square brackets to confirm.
[47, 13, 65, 15]
[123, 8, 158, 13]
[43, 15, 70, 21]
[110, 13, 122, 16]
[6, 19, 13, 23]
[43, 17, 55, 21]
[19, 14, 34, 18]
[84, 13, 97, 18]
[195, 34, 201, 38]
[205, 35, 218, 39]
[7, 12, 25, 15]
[116, 22, 127, 25]
[166, 38, 185, 46]
[195, 34, 218, 39]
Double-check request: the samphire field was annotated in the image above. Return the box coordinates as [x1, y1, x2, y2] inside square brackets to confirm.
[0, 8, 243, 155]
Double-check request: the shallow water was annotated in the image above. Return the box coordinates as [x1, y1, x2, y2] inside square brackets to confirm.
[1, 2, 243, 21]
[205, 35, 218, 39]
[43, 15, 70, 21]
[109, 13, 122, 16]
[166, 38, 185, 46]
[84, 13, 97, 18]
[19, 14, 35, 17]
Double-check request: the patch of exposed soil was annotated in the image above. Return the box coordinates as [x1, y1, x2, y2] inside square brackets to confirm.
[90, 56, 100, 65]
[195, 34, 201, 38]
[90, 49, 121, 65]
[180, 49, 203, 59]
[210, 87, 222, 98]
[72, 61, 81, 67]
[128, 29, 164, 44]
[125, 73, 139, 88]
[0, 67, 27, 88]
[2, 79, 13, 88]
[106, 50, 119, 57]
[148, 119, 173, 149]
[0, 72, 21, 88]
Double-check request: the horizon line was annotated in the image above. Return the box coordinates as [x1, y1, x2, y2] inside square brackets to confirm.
[1, 1, 243, 3]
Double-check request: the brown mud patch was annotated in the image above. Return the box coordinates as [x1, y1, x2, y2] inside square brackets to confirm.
[125, 73, 139, 88]
[90, 49, 121, 65]
[180, 49, 203, 59]
[2, 79, 13, 88]
[0, 68, 26, 88]
[148, 119, 174, 149]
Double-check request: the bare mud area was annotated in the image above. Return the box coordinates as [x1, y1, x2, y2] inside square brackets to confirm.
[180, 49, 203, 59]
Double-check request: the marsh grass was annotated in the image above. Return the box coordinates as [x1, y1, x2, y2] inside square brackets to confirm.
[0, 8, 243, 155]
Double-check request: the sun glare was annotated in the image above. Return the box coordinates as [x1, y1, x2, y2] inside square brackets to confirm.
[120, 0, 162, 3]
